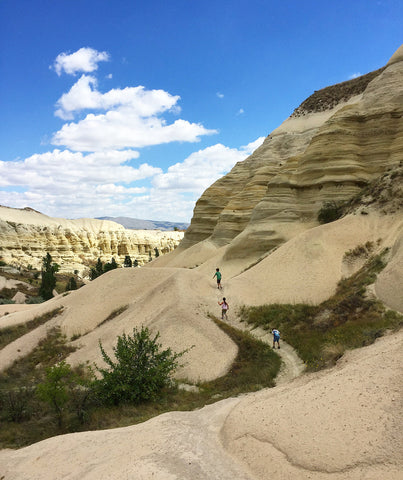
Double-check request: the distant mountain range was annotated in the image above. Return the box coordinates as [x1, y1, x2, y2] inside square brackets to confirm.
[96, 216, 189, 231]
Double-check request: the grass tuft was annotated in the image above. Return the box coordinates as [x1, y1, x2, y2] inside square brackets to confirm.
[239, 251, 402, 371]
[0, 307, 63, 350]
[0, 315, 280, 448]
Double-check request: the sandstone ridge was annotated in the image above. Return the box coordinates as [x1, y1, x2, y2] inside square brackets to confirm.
[175, 45, 402, 264]
[0, 47, 402, 480]
[0, 205, 183, 273]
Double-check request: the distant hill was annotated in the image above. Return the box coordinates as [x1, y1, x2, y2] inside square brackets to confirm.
[96, 216, 189, 231]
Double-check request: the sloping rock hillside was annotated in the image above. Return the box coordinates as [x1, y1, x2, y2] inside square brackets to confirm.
[0, 46, 402, 480]
[1, 331, 401, 479]
[0, 206, 183, 273]
[170, 44, 403, 265]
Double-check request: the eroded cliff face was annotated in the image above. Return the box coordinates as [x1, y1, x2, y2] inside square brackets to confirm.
[0, 206, 183, 273]
[182, 46, 403, 261]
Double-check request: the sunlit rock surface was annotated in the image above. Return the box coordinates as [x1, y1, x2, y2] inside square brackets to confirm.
[0, 206, 183, 273]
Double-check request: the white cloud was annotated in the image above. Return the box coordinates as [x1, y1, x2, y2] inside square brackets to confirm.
[55, 75, 181, 120]
[52, 113, 217, 152]
[95, 184, 147, 195]
[1, 47, 265, 222]
[0, 149, 160, 191]
[349, 72, 362, 79]
[52, 47, 109, 76]
[237, 108, 245, 115]
[0, 137, 265, 222]
[152, 137, 265, 194]
[52, 76, 217, 150]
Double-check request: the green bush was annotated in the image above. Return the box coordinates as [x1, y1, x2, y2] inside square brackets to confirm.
[94, 326, 188, 405]
[0, 387, 35, 422]
[26, 296, 44, 304]
[317, 201, 344, 224]
[36, 361, 74, 427]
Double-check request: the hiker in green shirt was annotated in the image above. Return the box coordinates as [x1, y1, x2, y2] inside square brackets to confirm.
[213, 268, 222, 289]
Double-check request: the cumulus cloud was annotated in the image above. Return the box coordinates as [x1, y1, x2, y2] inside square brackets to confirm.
[0, 149, 160, 191]
[52, 47, 109, 76]
[52, 75, 217, 150]
[0, 136, 265, 221]
[55, 75, 180, 120]
[1, 47, 264, 222]
[237, 108, 245, 115]
[53, 113, 216, 151]
[152, 137, 265, 194]
[95, 184, 147, 195]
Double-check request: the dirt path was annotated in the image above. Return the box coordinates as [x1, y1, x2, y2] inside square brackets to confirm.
[220, 312, 305, 385]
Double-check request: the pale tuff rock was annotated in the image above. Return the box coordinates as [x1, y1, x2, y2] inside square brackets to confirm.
[0, 206, 183, 273]
[0, 47, 402, 480]
[181, 47, 403, 261]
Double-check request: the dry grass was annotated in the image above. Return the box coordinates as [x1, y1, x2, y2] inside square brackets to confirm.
[0, 316, 281, 448]
[239, 251, 402, 370]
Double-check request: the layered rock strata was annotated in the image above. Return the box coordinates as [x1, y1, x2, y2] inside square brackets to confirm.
[182, 46, 403, 261]
[0, 206, 183, 273]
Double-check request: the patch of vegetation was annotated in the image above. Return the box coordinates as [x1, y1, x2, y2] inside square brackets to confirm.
[291, 67, 385, 117]
[317, 200, 346, 224]
[39, 253, 59, 301]
[0, 317, 280, 448]
[0, 307, 63, 350]
[98, 304, 129, 328]
[343, 241, 375, 261]
[0, 298, 16, 305]
[239, 251, 402, 371]
[93, 326, 189, 405]
[90, 257, 118, 280]
[0, 287, 18, 301]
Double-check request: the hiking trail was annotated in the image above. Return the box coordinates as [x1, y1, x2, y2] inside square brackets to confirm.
[222, 313, 305, 385]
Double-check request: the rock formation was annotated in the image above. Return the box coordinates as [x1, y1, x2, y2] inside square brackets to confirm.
[0, 46, 402, 480]
[0, 206, 183, 273]
[177, 45, 403, 264]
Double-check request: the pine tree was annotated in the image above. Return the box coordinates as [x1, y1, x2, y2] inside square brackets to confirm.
[104, 257, 118, 273]
[124, 255, 132, 268]
[95, 258, 104, 276]
[66, 277, 77, 291]
[39, 253, 58, 300]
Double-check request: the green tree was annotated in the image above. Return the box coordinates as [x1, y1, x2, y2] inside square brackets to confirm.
[66, 277, 77, 291]
[94, 326, 188, 405]
[90, 258, 104, 280]
[123, 255, 132, 268]
[36, 361, 74, 427]
[96, 258, 104, 276]
[154, 247, 160, 258]
[39, 253, 58, 301]
[318, 201, 344, 224]
[104, 257, 118, 272]
[133, 259, 139, 268]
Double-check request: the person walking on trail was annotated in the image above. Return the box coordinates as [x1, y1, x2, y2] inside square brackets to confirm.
[213, 268, 222, 289]
[218, 297, 229, 320]
[272, 329, 280, 349]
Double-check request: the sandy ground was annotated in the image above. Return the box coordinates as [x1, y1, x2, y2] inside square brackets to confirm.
[0, 210, 402, 478]
[1, 330, 401, 480]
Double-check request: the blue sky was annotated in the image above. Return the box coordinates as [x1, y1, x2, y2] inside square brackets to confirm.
[0, 0, 401, 222]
